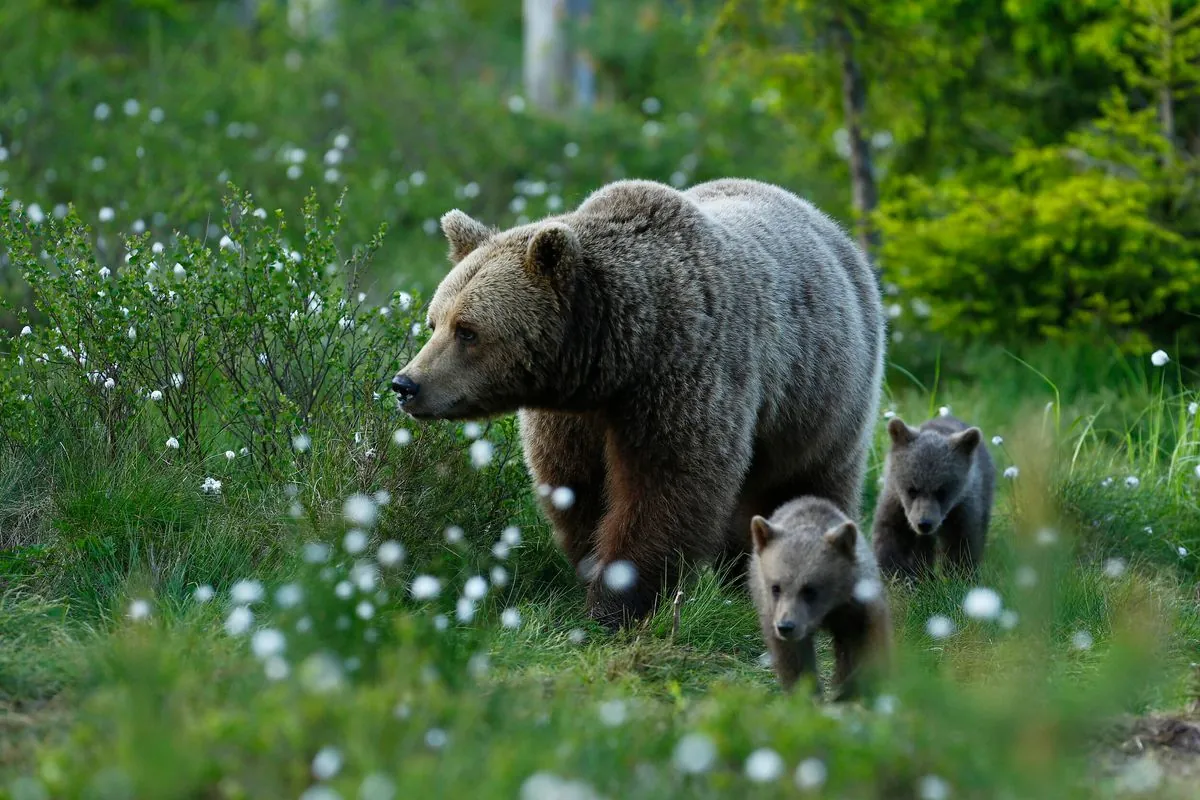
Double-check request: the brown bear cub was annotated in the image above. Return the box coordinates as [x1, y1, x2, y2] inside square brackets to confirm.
[748, 496, 892, 700]
[872, 414, 995, 583]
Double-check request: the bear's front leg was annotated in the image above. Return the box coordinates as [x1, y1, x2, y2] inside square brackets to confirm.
[519, 409, 608, 573]
[585, 447, 746, 630]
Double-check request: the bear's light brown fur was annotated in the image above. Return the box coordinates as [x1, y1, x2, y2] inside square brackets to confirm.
[393, 178, 885, 628]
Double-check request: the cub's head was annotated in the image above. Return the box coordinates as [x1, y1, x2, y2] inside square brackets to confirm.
[750, 514, 859, 642]
[391, 209, 579, 420]
[885, 417, 982, 536]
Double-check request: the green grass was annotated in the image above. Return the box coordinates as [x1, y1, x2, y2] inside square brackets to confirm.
[1, 346, 1197, 798]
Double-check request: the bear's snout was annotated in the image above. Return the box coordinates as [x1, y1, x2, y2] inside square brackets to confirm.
[391, 373, 420, 403]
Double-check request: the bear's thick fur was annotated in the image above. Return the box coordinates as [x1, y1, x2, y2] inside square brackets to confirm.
[393, 178, 885, 628]
[872, 414, 996, 582]
[748, 496, 892, 699]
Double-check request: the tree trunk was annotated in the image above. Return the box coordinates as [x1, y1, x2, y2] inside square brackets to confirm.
[831, 14, 880, 257]
[524, 0, 569, 111]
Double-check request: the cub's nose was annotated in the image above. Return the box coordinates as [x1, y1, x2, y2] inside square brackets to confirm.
[917, 519, 935, 534]
[774, 620, 796, 637]
[391, 373, 420, 402]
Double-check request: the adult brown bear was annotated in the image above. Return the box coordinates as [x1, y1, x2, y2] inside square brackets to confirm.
[392, 178, 885, 630]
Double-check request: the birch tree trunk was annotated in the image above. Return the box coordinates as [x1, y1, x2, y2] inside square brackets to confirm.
[831, 14, 880, 256]
[524, 0, 569, 111]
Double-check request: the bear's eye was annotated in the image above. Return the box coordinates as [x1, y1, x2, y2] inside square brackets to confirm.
[934, 488, 948, 504]
[906, 486, 919, 499]
[799, 586, 818, 603]
[770, 584, 781, 599]
[455, 324, 477, 344]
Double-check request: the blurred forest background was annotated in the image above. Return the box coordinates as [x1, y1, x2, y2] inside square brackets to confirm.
[2, 0, 1199, 363]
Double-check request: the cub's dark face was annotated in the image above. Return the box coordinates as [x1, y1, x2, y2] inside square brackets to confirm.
[391, 211, 576, 420]
[751, 516, 858, 642]
[885, 418, 982, 536]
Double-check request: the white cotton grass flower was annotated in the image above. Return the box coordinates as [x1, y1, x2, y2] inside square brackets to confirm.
[251, 628, 285, 660]
[99, 206, 115, 222]
[166, 436, 180, 450]
[963, 587, 1002, 620]
[224, 450, 236, 461]
[853, 578, 881, 602]
[292, 433, 312, 452]
[193, 584, 215, 603]
[568, 628, 587, 644]
[1071, 630, 1094, 650]
[463, 576, 488, 601]
[150, 390, 163, 401]
[917, 775, 951, 800]
[502, 526, 522, 546]
[991, 435, 1003, 446]
[311, 746, 343, 780]
[342, 493, 378, 527]
[230, 579, 264, 604]
[925, 615, 955, 639]
[392, 428, 412, 446]
[1150, 350, 1170, 367]
[127, 326, 137, 341]
[490, 565, 510, 588]
[445, 526, 465, 545]
[1103, 557, 1127, 579]
[794, 758, 828, 791]
[672, 732, 717, 775]
[1194, 463, 1200, 480]
[597, 699, 627, 727]
[456, 597, 477, 623]
[1003, 466, 1019, 479]
[98, 266, 111, 279]
[224, 605, 253, 636]
[410, 575, 441, 600]
[377, 540, 405, 567]
[335, 581, 354, 600]
[1016, 565, 1038, 588]
[359, 773, 396, 800]
[998, 610, 1019, 630]
[603, 560, 638, 592]
[938, 405, 951, 417]
[275, 583, 303, 608]
[1178, 546, 1188, 558]
[500, 607, 521, 629]
[744, 748, 785, 783]
[103, 377, 116, 391]
[1125, 475, 1140, 489]
[469, 439, 494, 469]
[1188, 401, 1198, 417]
[173, 262, 186, 280]
[127, 598, 152, 621]
[20, 325, 32, 337]
[303, 542, 331, 564]
[200, 477, 222, 495]
[463, 422, 483, 439]
[550, 486, 576, 510]
[356, 601, 375, 620]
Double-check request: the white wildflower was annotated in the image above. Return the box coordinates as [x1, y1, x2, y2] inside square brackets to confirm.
[917, 775, 951, 800]
[490, 565, 509, 587]
[149, 390, 163, 401]
[672, 733, 717, 775]
[991, 435, 1003, 446]
[794, 758, 828, 791]
[1125, 475, 1140, 489]
[445, 526, 465, 544]
[597, 699, 627, 727]
[469, 439, 494, 469]
[938, 406, 951, 417]
[963, 588, 1002, 620]
[20, 325, 32, 337]
[1103, 558, 1126, 578]
[171, 372, 184, 388]
[500, 607, 521, 629]
[925, 615, 955, 639]
[193, 584, 215, 603]
[377, 540, 405, 567]
[1071, 630, 1094, 650]
[127, 599, 152, 621]
[744, 748, 785, 783]
[356, 601, 375, 620]
[343, 529, 368, 555]
[224, 605, 253, 636]
[410, 575, 441, 600]
[603, 560, 638, 592]
[311, 747, 343, 780]
[230, 579, 264, 604]
[463, 576, 488, 601]
[392, 428, 412, 446]
[502, 526, 522, 546]
[1003, 466, 1019, 479]
[1188, 401, 1198, 417]
[200, 477, 222, 495]
[1150, 350, 1170, 367]
[275, 583, 303, 608]
[165, 436, 180, 449]
[853, 578, 881, 602]
[99, 206, 115, 222]
[251, 628, 286, 660]
[343, 493, 378, 527]
[550, 486, 576, 510]
[292, 433, 311, 452]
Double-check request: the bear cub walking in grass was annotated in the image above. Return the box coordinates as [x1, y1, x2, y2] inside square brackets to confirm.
[872, 414, 996, 583]
[748, 496, 892, 699]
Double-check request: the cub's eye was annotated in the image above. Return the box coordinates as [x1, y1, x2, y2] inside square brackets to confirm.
[934, 488, 948, 504]
[906, 487, 919, 499]
[799, 586, 818, 603]
[455, 325, 477, 343]
[770, 584, 781, 599]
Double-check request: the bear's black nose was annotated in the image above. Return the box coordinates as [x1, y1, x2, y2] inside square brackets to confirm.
[391, 374, 420, 402]
[917, 519, 934, 534]
[775, 620, 796, 635]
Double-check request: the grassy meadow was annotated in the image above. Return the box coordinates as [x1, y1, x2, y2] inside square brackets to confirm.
[2, 1, 1200, 798]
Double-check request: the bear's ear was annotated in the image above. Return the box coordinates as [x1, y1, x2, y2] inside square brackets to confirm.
[526, 223, 580, 278]
[440, 209, 493, 264]
[823, 521, 857, 557]
[949, 426, 982, 455]
[750, 515, 775, 552]
[887, 417, 918, 447]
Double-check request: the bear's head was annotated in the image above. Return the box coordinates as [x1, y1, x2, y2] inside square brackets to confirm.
[391, 209, 580, 420]
[885, 417, 982, 536]
[750, 512, 859, 642]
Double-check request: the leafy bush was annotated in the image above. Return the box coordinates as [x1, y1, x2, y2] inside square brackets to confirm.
[876, 99, 1200, 357]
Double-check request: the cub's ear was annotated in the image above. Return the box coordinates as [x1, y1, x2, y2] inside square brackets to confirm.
[750, 515, 775, 552]
[887, 417, 918, 447]
[949, 426, 982, 455]
[440, 209, 493, 264]
[526, 223, 580, 278]
[824, 521, 857, 557]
